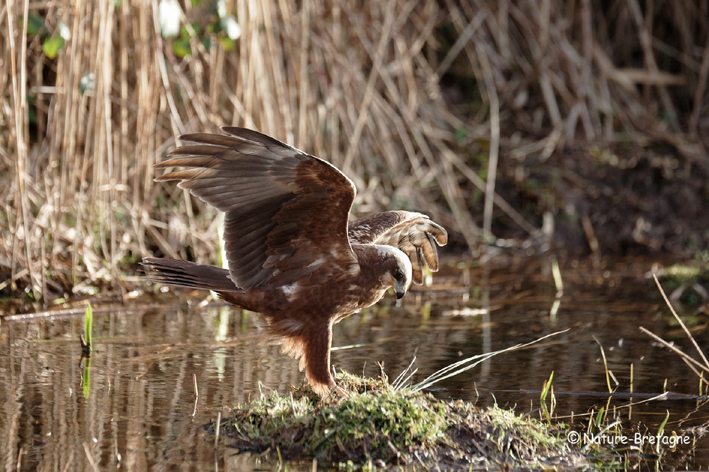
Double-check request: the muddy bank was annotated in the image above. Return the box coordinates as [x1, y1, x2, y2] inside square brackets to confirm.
[481, 143, 709, 257]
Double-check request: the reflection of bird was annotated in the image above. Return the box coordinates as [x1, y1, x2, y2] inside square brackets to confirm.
[143, 128, 447, 396]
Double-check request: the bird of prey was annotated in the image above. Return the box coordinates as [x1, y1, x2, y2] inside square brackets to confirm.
[143, 127, 447, 396]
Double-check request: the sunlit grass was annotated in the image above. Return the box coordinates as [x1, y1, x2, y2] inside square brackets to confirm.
[222, 372, 581, 468]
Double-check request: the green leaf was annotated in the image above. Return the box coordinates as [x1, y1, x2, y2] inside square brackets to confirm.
[82, 357, 92, 399]
[656, 410, 670, 454]
[540, 371, 553, 401]
[23, 13, 45, 36]
[84, 302, 93, 349]
[172, 36, 191, 58]
[454, 127, 469, 143]
[42, 34, 65, 59]
[181, 23, 200, 38]
[219, 36, 235, 52]
[594, 407, 604, 428]
[201, 36, 211, 51]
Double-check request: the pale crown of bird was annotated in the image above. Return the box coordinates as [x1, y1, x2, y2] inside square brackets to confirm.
[376, 244, 413, 291]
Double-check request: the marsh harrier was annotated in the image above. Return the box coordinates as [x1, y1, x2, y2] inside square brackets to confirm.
[143, 128, 447, 395]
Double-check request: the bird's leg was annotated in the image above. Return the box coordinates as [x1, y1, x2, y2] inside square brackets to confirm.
[303, 322, 346, 397]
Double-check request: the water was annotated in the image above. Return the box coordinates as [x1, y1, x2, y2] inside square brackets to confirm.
[1, 255, 708, 470]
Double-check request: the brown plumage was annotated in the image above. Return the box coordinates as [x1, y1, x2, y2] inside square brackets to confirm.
[143, 127, 447, 396]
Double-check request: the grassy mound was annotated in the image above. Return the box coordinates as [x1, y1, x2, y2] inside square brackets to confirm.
[219, 373, 586, 469]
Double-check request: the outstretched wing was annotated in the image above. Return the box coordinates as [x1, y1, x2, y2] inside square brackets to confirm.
[156, 127, 357, 290]
[348, 211, 447, 284]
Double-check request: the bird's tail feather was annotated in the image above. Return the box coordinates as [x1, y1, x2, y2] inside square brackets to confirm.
[142, 257, 237, 292]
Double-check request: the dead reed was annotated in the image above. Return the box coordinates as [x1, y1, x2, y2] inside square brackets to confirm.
[1, 0, 707, 300]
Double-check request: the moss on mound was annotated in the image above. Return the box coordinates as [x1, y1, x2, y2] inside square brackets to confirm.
[218, 373, 586, 469]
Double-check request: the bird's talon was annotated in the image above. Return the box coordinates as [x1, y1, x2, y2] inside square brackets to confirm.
[332, 385, 349, 399]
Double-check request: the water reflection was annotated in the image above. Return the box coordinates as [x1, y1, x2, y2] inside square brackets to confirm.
[1, 256, 708, 470]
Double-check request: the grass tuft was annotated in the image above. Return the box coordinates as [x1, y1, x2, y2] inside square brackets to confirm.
[220, 372, 583, 468]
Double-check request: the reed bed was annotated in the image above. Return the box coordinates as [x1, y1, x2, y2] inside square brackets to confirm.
[1, 0, 708, 301]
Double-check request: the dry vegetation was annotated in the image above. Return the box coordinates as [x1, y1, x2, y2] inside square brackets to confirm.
[1, 0, 708, 301]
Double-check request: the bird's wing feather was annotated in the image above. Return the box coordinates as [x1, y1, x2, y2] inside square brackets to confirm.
[156, 127, 357, 290]
[347, 211, 448, 284]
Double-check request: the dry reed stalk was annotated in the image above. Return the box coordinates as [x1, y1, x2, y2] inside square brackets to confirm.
[689, 34, 709, 137]
[1, 0, 707, 300]
[627, 0, 679, 132]
[475, 42, 500, 242]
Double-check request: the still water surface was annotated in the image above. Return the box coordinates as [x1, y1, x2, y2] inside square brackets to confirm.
[1, 255, 708, 470]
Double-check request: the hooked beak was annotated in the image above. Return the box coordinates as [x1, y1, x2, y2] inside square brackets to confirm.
[395, 280, 407, 299]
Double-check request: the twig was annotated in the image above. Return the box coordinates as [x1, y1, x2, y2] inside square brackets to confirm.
[83, 442, 100, 472]
[639, 327, 709, 376]
[652, 274, 709, 369]
[214, 411, 222, 447]
[689, 33, 709, 137]
[342, 1, 397, 174]
[411, 329, 570, 392]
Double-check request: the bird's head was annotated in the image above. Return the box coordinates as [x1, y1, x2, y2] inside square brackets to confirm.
[376, 246, 413, 299]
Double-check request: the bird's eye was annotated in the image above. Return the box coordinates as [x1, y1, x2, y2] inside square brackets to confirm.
[395, 269, 404, 280]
